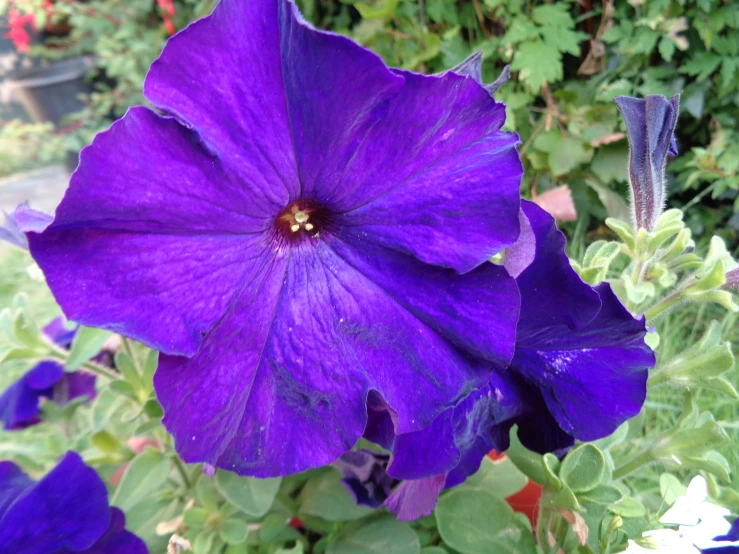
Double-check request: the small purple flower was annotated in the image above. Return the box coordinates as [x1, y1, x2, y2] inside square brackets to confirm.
[22, 0, 523, 476]
[614, 94, 680, 232]
[334, 450, 396, 508]
[363, 201, 654, 518]
[0, 451, 147, 553]
[0, 318, 96, 430]
[334, 449, 445, 521]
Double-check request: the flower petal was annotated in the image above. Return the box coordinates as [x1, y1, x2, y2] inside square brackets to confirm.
[329, 71, 521, 273]
[385, 475, 446, 521]
[325, 231, 519, 366]
[0, 452, 111, 553]
[156, 241, 491, 476]
[144, 0, 300, 205]
[513, 282, 653, 440]
[83, 508, 147, 554]
[0, 462, 32, 517]
[515, 200, 601, 340]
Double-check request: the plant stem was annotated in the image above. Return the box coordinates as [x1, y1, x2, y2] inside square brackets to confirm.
[45, 340, 118, 380]
[613, 450, 652, 480]
[520, 117, 547, 157]
[535, 505, 552, 549]
[172, 455, 192, 489]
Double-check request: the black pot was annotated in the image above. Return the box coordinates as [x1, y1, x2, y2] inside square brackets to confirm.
[8, 56, 94, 127]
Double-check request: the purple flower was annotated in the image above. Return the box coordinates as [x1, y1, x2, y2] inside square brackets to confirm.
[334, 450, 396, 508]
[614, 94, 680, 232]
[0, 451, 147, 553]
[334, 449, 446, 521]
[363, 201, 654, 518]
[0, 318, 96, 430]
[21, 0, 523, 476]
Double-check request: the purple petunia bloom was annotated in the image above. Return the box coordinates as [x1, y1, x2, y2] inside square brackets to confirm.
[614, 94, 680, 232]
[360, 201, 655, 519]
[20, 0, 524, 476]
[0, 318, 96, 430]
[0, 451, 147, 553]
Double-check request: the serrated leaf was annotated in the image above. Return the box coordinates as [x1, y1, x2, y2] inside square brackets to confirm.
[512, 40, 562, 91]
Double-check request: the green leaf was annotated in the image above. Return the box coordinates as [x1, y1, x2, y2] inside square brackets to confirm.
[512, 40, 562, 92]
[463, 456, 527, 499]
[193, 531, 215, 554]
[560, 444, 606, 493]
[196, 474, 221, 512]
[183, 507, 209, 529]
[353, 0, 399, 19]
[608, 496, 646, 518]
[110, 447, 172, 511]
[578, 484, 624, 505]
[260, 512, 300, 543]
[502, 429, 546, 485]
[125, 498, 181, 554]
[659, 473, 687, 506]
[90, 430, 121, 455]
[420, 549, 448, 554]
[215, 470, 281, 517]
[327, 516, 420, 554]
[298, 468, 374, 521]
[436, 488, 536, 554]
[114, 351, 143, 390]
[65, 326, 111, 370]
[605, 218, 635, 252]
[220, 519, 249, 545]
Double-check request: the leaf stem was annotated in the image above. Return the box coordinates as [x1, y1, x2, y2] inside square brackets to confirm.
[172, 455, 192, 489]
[44, 340, 118, 380]
[613, 450, 652, 480]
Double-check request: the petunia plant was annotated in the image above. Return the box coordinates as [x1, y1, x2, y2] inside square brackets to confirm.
[0, 1, 737, 553]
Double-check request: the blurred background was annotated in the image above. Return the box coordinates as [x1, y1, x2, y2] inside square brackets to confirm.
[0, 0, 737, 246]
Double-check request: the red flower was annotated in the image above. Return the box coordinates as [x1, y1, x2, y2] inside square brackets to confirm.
[6, 7, 36, 53]
[156, 0, 176, 35]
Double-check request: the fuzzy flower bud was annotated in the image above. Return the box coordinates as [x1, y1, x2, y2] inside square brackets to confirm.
[615, 94, 680, 232]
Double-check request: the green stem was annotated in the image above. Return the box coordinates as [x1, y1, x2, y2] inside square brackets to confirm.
[45, 341, 118, 380]
[519, 117, 547, 157]
[535, 505, 552, 549]
[172, 455, 192, 489]
[613, 450, 652, 480]
[644, 290, 683, 321]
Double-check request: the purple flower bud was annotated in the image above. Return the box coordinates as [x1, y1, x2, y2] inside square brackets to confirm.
[723, 267, 739, 291]
[614, 94, 680, 232]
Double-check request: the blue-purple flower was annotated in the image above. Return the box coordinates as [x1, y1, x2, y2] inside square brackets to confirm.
[0, 318, 96, 430]
[361, 202, 655, 518]
[20, 0, 523, 476]
[0, 451, 147, 553]
[614, 94, 680, 232]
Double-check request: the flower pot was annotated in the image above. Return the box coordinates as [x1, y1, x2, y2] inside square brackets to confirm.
[8, 56, 94, 127]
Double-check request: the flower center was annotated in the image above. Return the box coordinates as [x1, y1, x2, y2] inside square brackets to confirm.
[275, 199, 327, 242]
